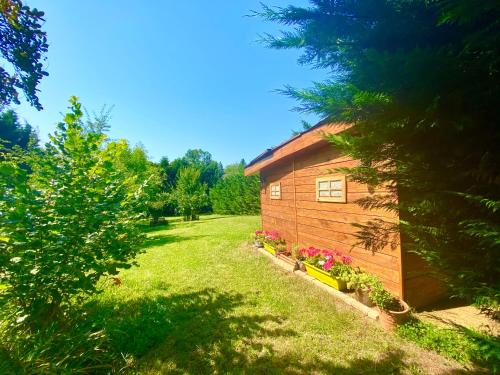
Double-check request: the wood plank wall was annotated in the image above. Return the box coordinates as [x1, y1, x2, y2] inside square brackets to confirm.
[260, 144, 404, 298]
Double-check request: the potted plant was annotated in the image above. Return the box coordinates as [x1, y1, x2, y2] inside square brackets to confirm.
[301, 247, 352, 291]
[262, 230, 286, 256]
[369, 280, 411, 330]
[347, 270, 377, 307]
[290, 244, 306, 271]
[254, 230, 265, 248]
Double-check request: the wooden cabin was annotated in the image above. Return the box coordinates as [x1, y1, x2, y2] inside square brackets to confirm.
[244, 121, 444, 308]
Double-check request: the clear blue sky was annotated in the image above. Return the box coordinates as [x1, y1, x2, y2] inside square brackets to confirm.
[14, 1, 326, 166]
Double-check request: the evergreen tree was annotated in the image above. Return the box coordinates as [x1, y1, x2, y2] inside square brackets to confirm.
[0, 109, 38, 150]
[258, 0, 500, 309]
[210, 174, 260, 215]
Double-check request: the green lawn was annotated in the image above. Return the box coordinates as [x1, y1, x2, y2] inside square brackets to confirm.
[76, 214, 463, 374]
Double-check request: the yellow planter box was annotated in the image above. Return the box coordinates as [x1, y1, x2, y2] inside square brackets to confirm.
[263, 243, 276, 256]
[304, 262, 347, 291]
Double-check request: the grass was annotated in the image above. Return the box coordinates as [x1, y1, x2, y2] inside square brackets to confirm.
[398, 318, 500, 373]
[1, 215, 472, 374]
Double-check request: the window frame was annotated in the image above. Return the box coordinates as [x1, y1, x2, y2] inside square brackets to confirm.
[315, 175, 346, 203]
[270, 182, 281, 200]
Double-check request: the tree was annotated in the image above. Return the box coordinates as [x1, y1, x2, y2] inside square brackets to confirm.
[0, 97, 146, 326]
[0, 109, 38, 150]
[173, 166, 208, 221]
[159, 149, 223, 190]
[210, 174, 260, 215]
[0, 0, 48, 109]
[258, 1, 500, 309]
[223, 159, 246, 178]
[103, 140, 165, 224]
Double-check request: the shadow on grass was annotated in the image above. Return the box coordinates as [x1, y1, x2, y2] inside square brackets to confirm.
[83, 288, 467, 374]
[140, 223, 170, 233]
[142, 234, 206, 248]
[2, 288, 474, 374]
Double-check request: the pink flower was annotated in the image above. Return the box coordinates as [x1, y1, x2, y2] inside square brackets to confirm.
[323, 257, 334, 271]
[341, 255, 353, 265]
[321, 249, 334, 257]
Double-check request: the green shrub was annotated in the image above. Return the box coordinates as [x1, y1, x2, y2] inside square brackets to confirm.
[173, 167, 208, 221]
[369, 280, 400, 311]
[0, 97, 147, 327]
[398, 319, 500, 372]
[210, 174, 260, 215]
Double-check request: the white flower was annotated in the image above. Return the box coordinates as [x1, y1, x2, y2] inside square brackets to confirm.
[10, 257, 21, 263]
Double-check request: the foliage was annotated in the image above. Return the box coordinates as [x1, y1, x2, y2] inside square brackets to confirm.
[223, 159, 246, 178]
[172, 166, 208, 221]
[103, 140, 164, 223]
[159, 150, 223, 215]
[0, 97, 146, 326]
[258, 0, 500, 309]
[0, 109, 39, 150]
[0, 311, 127, 374]
[210, 174, 260, 215]
[160, 149, 223, 191]
[0, 0, 48, 109]
[329, 262, 354, 282]
[369, 279, 400, 311]
[398, 318, 500, 372]
[347, 269, 379, 291]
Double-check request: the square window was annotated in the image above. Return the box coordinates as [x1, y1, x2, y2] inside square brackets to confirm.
[270, 182, 281, 200]
[316, 175, 346, 203]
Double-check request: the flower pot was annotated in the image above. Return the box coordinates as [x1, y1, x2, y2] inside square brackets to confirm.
[355, 288, 374, 307]
[277, 253, 295, 267]
[377, 300, 410, 330]
[296, 260, 307, 272]
[304, 262, 347, 291]
[254, 240, 263, 248]
[263, 243, 276, 256]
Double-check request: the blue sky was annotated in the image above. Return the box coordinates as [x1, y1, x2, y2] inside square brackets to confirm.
[14, 1, 327, 166]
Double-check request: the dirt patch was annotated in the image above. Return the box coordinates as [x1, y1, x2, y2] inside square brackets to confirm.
[417, 300, 499, 336]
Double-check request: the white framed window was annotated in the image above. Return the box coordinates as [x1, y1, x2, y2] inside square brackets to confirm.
[316, 175, 346, 203]
[270, 182, 281, 200]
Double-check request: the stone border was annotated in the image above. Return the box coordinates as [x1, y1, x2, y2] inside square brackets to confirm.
[255, 246, 379, 321]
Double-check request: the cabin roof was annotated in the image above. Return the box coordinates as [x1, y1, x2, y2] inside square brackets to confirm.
[244, 120, 351, 176]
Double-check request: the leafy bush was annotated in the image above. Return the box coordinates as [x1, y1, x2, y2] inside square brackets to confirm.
[0, 313, 128, 374]
[0, 97, 147, 326]
[369, 280, 400, 311]
[398, 319, 500, 372]
[210, 174, 260, 215]
[173, 166, 208, 221]
[346, 269, 378, 291]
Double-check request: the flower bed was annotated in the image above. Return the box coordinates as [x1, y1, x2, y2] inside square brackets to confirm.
[299, 247, 353, 291]
[303, 262, 346, 291]
[262, 230, 286, 256]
